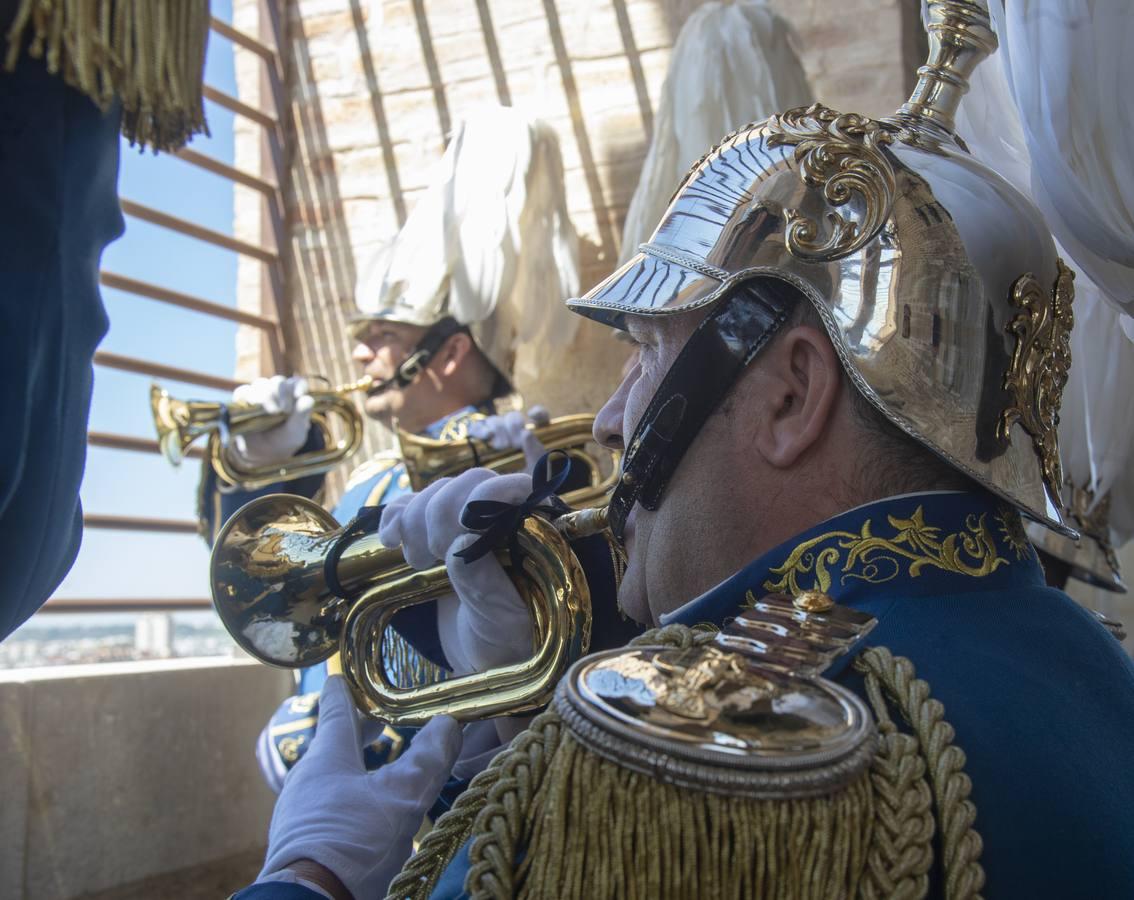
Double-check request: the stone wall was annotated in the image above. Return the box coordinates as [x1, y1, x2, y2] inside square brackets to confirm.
[231, 0, 925, 488]
[0, 658, 292, 900]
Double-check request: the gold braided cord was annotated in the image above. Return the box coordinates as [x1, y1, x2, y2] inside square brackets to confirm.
[465, 713, 565, 900]
[628, 622, 719, 648]
[385, 758, 499, 899]
[384, 710, 562, 900]
[4, 0, 210, 151]
[858, 665, 935, 900]
[854, 647, 985, 900]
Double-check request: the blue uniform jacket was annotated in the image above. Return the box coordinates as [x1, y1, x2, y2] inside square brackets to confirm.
[423, 489, 1134, 899]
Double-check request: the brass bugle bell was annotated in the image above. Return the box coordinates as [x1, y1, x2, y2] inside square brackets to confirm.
[210, 493, 602, 724]
[398, 413, 618, 508]
[150, 376, 372, 491]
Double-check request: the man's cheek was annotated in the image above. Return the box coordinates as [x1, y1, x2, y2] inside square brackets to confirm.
[623, 382, 653, 440]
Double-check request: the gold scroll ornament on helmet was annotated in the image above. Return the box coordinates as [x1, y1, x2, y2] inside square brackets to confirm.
[997, 261, 1076, 499]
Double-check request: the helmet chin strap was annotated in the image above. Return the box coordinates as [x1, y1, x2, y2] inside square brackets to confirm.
[366, 316, 466, 396]
[604, 278, 800, 541]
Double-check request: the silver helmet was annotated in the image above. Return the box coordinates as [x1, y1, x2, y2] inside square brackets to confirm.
[569, 0, 1074, 535]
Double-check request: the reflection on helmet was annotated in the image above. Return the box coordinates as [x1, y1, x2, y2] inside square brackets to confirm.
[570, 0, 1074, 536]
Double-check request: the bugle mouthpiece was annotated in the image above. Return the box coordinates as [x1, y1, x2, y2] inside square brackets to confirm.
[555, 506, 610, 540]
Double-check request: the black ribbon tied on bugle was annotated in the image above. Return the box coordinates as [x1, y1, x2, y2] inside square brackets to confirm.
[455, 451, 573, 570]
[323, 505, 383, 601]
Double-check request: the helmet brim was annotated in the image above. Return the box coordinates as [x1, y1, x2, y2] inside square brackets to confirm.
[567, 247, 723, 328]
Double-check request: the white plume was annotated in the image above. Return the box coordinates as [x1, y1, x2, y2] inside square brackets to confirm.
[998, 0, 1134, 312]
[617, 0, 812, 263]
[364, 106, 580, 385]
[955, 0, 1134, 313]
[957, 3, 1134, 547]
[1063, 290, 1134, 544]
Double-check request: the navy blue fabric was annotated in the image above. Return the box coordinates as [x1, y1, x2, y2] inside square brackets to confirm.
[0, 53, 123, 640]
[433, 491, 1134, 897]
[430, 838, 474, 900]
[573, 532, 645, 653]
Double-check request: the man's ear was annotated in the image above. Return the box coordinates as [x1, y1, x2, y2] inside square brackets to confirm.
[751, 325, 842, 469]
[436, 332, 473, 376]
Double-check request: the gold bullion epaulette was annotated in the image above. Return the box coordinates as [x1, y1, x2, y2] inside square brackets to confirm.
[391, 592, 987, 900]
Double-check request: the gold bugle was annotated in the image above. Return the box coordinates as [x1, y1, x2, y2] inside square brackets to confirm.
[150, 375, 372, 490]
[210, 493, 594, 725]
[397, 413, 619, 508]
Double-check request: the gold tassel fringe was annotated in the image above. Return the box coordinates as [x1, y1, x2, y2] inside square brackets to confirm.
[516, 733, 874, 900]
[4, 0, 211, 152]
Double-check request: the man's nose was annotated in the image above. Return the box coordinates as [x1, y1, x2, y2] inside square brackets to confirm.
[352, 342, 374, 364]
[594, 370, 634, 451]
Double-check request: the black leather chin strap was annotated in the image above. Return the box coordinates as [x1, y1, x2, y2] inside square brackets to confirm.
[605, 278, 800, 540]
[367, 316, 466, 395]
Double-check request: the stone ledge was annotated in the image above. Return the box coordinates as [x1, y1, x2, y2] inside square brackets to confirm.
[0, 655, 260, 683]
[1, 658, 292, 900]
[79, 848, 266, 900]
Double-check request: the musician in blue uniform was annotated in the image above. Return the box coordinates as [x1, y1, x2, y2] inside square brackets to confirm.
[203, 107, 587, 791]
[233, 3, 1134, 898]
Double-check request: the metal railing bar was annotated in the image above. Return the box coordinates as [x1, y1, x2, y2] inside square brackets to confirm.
[209, 16, 278, 64]
[94, 350, 242, 392]
[175, 147, 279, 196]
[42, 597, 214, 612]
[120, 199, 278, 264]
[204, 84, 278, 131]
[100, 271, 278, 330]
[83, 514, 200, 534]
[87, 431, 205, 460]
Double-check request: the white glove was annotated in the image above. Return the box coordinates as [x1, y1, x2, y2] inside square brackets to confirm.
[379, 469, 536, 675]
[258, 676, 462, 900]
[466, 406, 550, 470]
[230, 375, 314, 467]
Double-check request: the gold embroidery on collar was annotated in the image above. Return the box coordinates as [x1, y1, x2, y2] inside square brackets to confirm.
[437, 411, 487, 442]
[995, 506, 1033, 561]
[762, 506, 1008, 596]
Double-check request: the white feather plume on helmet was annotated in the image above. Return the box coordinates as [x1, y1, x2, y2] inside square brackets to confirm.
[956, 0, 1134, 589]
[617, 0, 812, 264]
[351, 106, 581, 391]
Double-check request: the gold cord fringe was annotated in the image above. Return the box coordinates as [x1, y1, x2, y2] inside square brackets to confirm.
[517, 734, 874, 900]
[4, 0, 211, 151]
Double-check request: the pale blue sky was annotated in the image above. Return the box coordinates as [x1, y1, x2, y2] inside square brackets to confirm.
[49, 2, 241, 615]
